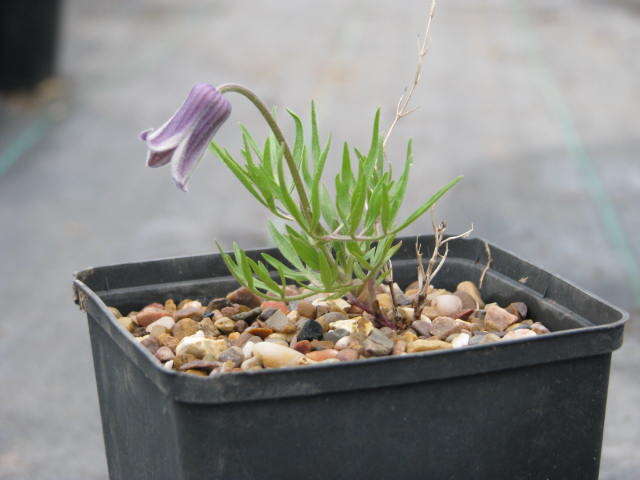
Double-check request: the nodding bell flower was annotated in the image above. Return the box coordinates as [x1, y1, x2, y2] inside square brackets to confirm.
[140, 83, 231, 191]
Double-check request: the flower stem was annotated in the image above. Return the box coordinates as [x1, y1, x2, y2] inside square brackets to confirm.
[217, 83, 313, 224]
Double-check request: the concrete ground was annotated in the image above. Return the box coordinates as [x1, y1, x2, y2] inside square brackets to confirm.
[0, 0, 638, 478]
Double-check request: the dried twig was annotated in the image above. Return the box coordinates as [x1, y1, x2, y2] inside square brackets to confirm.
[415, 237, 426, 293]
[383, 0, 437, 148]
[414, 215, 474, 319]
[478, 241, 492, 289]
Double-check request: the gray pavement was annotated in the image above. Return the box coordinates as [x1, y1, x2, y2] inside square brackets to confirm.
[0, 0, 638, 478]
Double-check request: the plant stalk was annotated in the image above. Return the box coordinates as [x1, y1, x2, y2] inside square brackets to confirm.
[217, 83, 313, 224]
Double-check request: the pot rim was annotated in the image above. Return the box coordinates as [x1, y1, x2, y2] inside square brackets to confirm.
[73, 236, 628, 405]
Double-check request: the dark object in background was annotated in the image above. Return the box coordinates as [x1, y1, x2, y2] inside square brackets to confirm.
[0, 0, 61, 91]
[73, 236, 627, 480]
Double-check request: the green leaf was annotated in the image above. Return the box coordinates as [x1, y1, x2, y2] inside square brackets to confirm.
[210, 143, 267, 208]
[340, 142, 354, 187]
[366, 109, 381, 176]
[319, 184, 339, 230]
[317, 251, 336, 288]
[287, 109, 305, 160]
[311, 136, 331, 229]
[232, 243, 254, 291]
[252, 259, 282, 294]
[345, 240, 372, 269]
[363, 179, 384, 233]
[240, 125, 262, 160]
[347, 172, 367, 234]
[268, 222, 304, 271]
[216, 242, 250, 287]
[261, 253, 309, 282]
[310, 101, 320, 166]
[286, 226, 320, 270]
[276, 150, 308, 230]
[389, 140, 413, 217]
[380, 182, 392, 232]
[286, 109, 312, 185]
[393, 176, 463, 234]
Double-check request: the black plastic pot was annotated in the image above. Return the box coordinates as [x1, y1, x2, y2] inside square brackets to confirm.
[0, 0, 61, 91]
[73, 236, 627, 480]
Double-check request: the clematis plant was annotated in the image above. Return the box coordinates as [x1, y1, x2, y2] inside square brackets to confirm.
[141, 82, 460, 326]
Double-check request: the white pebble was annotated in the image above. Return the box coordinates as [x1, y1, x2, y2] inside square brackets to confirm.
[243, 341, 256, 358]
[252, 342, 305, 368]
[451, 332, 470, 348]
[433, 294, 463, 317]
[335, 336, 352, 350]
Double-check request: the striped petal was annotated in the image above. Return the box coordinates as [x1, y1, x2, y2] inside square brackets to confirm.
[141, 83, 218, 152]
[146, 147, 175, 168]
[170, 93, 231, 191]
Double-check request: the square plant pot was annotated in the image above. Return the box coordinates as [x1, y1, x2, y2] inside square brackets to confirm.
[0, 0, 61, 91]
[73, 236, 627, 480]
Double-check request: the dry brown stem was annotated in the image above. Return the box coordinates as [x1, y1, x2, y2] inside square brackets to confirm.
[383, 0, 437, 148]
[478, 241, 492, 289]
[413, 215, 474, 319]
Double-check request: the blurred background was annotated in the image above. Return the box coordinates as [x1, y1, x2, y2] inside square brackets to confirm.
[0, 0, 638, 478]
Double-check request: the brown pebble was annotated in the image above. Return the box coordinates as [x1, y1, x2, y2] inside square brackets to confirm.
[208, 297, 232, 309]
[479, 333, 501, 344]
[261, 301, 289, 314]
[231, 331, 254, 347]
[179, 360, 221, 371]
[184, 369, 208, 377]
[456, 281, 485, 308]
[155, 346, 175, 362]
[217, 347, 245, 367]
[316, 312, 348, 331]
[336, 348, 359, 362]
[173, 353, 197, 369]
[454, 319, 474, 331]
[214, 316, 235, 333]
[411, 319, 432, 337]
[430, 316, 459, 340]
[199, 317, 220, 338]
[306, 349, 339, 361]
[172, 318, 200, 341]
[293, 340, 312, 354]
[245, 327, 273, 339]
[116, 316, 135, 333]
[221, 305, 243, 317]
[226, 286, 262, 308]
[393, 340, 407, 355]
[454, 290, 477, 311]
[140, 336, 160, 354]
[310, 340, 335, 351]
[174, 304, 204, 322]
[136, 307, 169, 327]
[506, 302, 528, 320]
[455, 309, 475, 321]
[484, 304, 518, 332]
[157, 333, 179, 352]
[407, 339, 453, 353]
[132, 326, 147, 337]
[176, 299, 192, 309]
[531, 322, 550, 335]
[164, 299, 177, 312]
[399, 331, 418, 344]
[296, 300, 316, 319]
[235, 319, 248, 332]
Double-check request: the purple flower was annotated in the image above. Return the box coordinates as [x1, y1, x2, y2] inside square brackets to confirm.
[140, 83, 231, 191]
